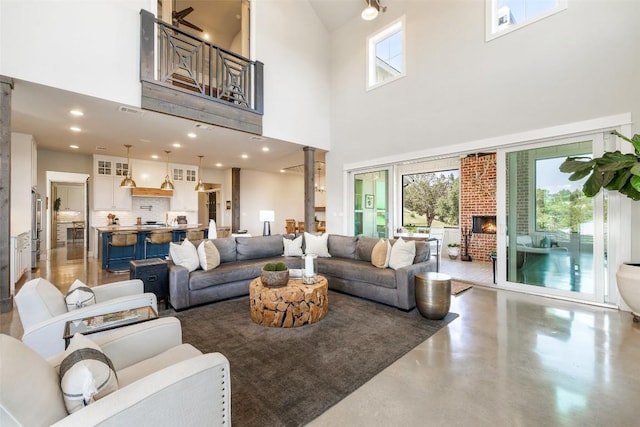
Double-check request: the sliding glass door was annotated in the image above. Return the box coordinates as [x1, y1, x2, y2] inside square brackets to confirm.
[353, 169, 390, 238]
[499, 135, 607, 303]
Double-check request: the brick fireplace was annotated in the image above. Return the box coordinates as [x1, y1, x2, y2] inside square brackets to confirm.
[460, 153, 497, 263]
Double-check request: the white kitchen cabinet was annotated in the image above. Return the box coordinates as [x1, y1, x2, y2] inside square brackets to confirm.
[170, 164, 198, 211]
[10, 232, 30, 295]
[57, 185, 84, 212]
[93, 176, 132, 211]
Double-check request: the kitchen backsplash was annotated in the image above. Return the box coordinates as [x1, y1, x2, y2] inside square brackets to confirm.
[57, 211, 83, 222]
[90, 197, 197, 226]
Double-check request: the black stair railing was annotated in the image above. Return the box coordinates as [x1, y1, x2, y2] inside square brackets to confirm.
[140, 9, 263, 114]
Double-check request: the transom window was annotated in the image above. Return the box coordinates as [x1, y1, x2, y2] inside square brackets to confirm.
[367, 16, 405, 90]
[486, 0, 568, 41]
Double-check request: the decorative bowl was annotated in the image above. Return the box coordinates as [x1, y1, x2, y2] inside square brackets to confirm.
[260, 269, 289, 288]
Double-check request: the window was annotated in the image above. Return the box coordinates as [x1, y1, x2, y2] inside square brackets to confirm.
[486, 0, 567, 41]
[401, 169, 459, 233]
[367, 17, 405, 90]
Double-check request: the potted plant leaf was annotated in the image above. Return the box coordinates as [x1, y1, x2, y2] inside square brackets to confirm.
[559, 131, 640, 201]
[561, 131, 640, 322]
[53, 197, 61, 219]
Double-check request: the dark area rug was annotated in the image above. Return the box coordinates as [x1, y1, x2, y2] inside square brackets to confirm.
[173, 291, 458, 427]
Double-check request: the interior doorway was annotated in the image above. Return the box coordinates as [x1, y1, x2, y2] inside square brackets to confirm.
[197, 185, 221, 228]
[45, 172, 89, 264]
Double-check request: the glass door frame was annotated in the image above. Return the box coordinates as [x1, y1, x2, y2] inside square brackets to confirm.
[348, 166, 394, 237]
[496, 133, 609, 304]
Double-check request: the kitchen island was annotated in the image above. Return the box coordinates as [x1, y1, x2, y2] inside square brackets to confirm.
[96, 224, 208, 270]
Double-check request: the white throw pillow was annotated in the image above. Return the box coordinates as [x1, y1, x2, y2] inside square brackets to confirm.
[59, 333, 118, 414]
[169, 238, 200, 272]
[388, 238, 416, 270]
[304, 232, 331, 257]
[283, 235, 304, 257]
[65, 280, 96, 311]
[197, 240, 221, 271]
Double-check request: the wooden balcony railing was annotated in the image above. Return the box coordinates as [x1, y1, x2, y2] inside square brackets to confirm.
[140, 9, 263, 132]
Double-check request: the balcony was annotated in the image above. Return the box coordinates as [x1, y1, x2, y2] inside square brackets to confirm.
[139, 9, 263, 134]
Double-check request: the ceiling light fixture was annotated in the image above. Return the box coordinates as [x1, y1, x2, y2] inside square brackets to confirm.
[70, 126, 81, 132]
[69, 145, 79, 149]
[187, 132, 196, 138]
[120, 144, 137, 188]
[160, 150, 174, 190]
[361, 0, 386, 21]
[70, 110, 84, 116]
[194, 155, 206, 192]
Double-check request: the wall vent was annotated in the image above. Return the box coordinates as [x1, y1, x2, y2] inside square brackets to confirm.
[118, 106, 144, 115]
[95, 146, 108, 151]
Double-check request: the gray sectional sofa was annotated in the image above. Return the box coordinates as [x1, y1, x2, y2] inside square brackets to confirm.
[168, 234, 435, 311]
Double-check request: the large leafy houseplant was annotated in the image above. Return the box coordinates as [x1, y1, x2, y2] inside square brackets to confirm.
[559, 131, 640, 201]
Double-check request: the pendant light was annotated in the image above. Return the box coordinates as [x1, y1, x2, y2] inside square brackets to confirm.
[194, 155, 206, 192]
[119, 144, 137, 188]
[160, 150, 174, 190]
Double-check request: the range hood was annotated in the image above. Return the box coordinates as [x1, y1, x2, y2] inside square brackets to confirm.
[130, 187, 173, 198]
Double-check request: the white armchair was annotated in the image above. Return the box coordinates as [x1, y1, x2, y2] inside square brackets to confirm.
[0, 317, 230, 427]
[15, 278, 158, 358]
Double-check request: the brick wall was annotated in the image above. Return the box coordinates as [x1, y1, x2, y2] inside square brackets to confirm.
[460, 154, 497, 263]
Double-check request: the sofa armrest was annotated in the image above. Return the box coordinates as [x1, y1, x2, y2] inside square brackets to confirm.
[92, 279, 144, 303]
[394, 260, 437, 310]
[22, 293, 158, 359]
[47, 317, 183, 371]
[51, 353, 231, 427]
[168, 263, 191, 310]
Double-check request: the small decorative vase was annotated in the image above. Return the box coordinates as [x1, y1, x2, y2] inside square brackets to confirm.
[261, 269, 289, 288]
[616, 262, 640, 322]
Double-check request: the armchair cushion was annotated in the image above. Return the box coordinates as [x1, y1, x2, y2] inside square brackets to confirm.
[0, 335, 68, 427]
[14, 278, 67, 328]
[65, 279, 96, 310]
[59, 334, 118, 414]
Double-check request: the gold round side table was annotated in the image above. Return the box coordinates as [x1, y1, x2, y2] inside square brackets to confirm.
[415, 272, 451, 320]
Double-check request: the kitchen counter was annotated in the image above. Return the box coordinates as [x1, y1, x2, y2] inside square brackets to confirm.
[95, 224, 207, 232]
[96, 224, 208, 270]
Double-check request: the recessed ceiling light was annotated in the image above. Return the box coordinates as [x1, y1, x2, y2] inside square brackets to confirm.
[172, 143, 181, 148]
[215, 163, 222, 167]
[241, 154, 248, 159]
[151, 154, 159, 159]
[70, 110, 84, 117]
[203, 33, 210, 40]
[187, 132, 196, 138]
[70, 126, 81, 132]
[69, 144, 79, 149]
[280, 169, 285, 173]
[262, 147, 269, 152]
[139, 138, 151, 143]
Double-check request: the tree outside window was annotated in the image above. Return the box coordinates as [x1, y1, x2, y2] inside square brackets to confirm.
[402, 170, 459, 230]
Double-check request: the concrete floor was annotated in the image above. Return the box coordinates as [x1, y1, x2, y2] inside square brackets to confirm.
[3, 245, 640, 426]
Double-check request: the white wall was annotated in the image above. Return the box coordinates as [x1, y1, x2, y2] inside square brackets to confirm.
[10, 133, 34, 236]
[253, 0, 331, 150]
[0, 0, 155, 107]
[325, 1, 640, 259]
[239, 169, 304, 236]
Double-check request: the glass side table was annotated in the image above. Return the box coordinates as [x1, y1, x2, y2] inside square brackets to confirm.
[63, 306, 158, 348]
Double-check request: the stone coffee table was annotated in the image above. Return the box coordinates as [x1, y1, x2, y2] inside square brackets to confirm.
[249, 275, 328, 327]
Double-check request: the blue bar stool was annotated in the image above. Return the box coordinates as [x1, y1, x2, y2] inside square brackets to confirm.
[106, 232, 137, 272]
[144, 231, 173, 259]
